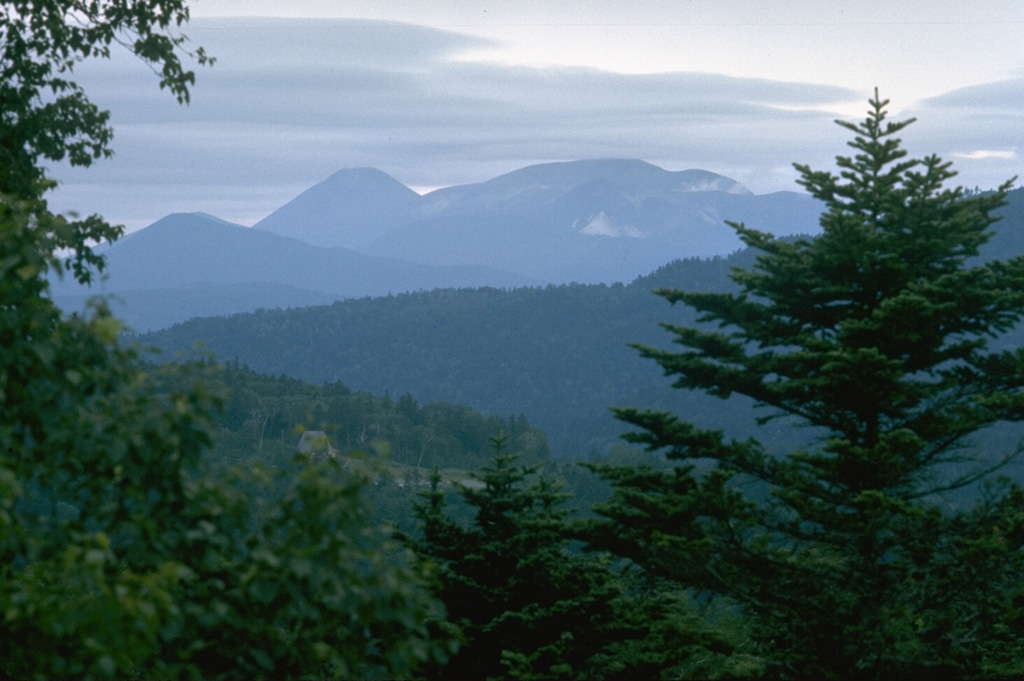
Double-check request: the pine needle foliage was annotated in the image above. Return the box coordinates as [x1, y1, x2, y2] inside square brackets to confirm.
[585, 91, 1024, 678]
[414, 435, 623, 680]
[415, 435, 752, 679]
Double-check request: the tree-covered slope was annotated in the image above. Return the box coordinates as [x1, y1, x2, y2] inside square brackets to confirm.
[199, 361, 551, 473]
[138, 251, 785, 457]
[139, 187, 1024, 459]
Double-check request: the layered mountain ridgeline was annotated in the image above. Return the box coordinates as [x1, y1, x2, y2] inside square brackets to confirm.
[139, 252, 796, 459]
[51, 159, 823, 332]
[256, 159, 825, 282]
[49, 212, 532, 332]
[254, 160, 755, 250]
[139, 186, 1024, 461]
[346, 160, 823, 280]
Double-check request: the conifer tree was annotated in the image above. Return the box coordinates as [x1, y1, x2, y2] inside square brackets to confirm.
[584, 91, 1024, 678]
[414, 436, 750, 679]
[414, 436, 621, 680]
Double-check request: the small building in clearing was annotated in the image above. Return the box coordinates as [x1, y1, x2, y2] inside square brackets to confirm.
[297, 430, 339, 459]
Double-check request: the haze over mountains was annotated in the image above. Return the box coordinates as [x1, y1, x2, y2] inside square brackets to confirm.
[256, 159, 823, 282]
[52, 159, 824, 331]
[139, 186, 1024, 465]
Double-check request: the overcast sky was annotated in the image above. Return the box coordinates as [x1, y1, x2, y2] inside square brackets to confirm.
[45, 0, 1024, 232]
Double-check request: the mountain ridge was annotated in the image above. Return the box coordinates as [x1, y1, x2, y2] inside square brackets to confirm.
[137, 187, 1024, 463]
[254, 159, 815, 257]
[253, 167, 424, 249]
[53, 159, 825, 331]
[51, 212, 535, 331]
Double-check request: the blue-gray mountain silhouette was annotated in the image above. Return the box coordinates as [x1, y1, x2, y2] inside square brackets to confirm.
[255, 159, 822, 282]
[52, 159, 825, 331]
[50, 212, 532, 331]
[253, 167, 423, 249]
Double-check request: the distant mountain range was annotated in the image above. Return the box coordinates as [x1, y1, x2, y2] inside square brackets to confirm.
[255, 159, 824, 282]
[138, 186, 1024, 469]
[52, 159, 825, 331]
[51, 212, 529, 332]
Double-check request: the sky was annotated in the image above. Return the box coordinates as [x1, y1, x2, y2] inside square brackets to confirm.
[46, 0, 1024, 232]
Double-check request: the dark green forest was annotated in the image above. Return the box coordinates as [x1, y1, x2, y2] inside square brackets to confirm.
[138, 248, 793, 457]
[201, 360, 550, 472]
[6, 2, 1024, 678]
[140, 188, 1024, 467]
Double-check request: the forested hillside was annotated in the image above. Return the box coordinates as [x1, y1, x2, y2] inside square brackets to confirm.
[196, 361, 551, 473]
[139, 191, 1024, 460]
[11, 11, 1024, 672]
[140, 254, 751, 457]
[20, 0, 1024, 675]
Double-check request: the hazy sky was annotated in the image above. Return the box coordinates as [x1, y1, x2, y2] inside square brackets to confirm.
[46, 0, 1024, 231]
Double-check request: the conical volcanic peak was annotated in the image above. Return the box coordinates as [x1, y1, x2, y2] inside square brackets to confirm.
[254, 167, 423, 249]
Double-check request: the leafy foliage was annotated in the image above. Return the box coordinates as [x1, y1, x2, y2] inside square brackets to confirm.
[1, 2, 453, 677]
[0, 0, 213, 288]
[586, 92, 1024, 677]
[158, 459, 454, 680]
[0, 0, 212, 198]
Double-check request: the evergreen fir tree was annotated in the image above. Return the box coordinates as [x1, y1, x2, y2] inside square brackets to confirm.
[415, 435, 749, 679]
[584, 91, 1024, 678]
[413, 436, 616, 679]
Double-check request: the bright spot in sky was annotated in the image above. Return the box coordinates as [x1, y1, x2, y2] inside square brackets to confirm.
[954, 150, 1018, 160]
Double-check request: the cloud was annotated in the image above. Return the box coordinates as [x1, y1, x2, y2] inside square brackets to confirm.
[894, 78, 1024, 191]
[953, 150, 1017, 161]
[919, 79, 1024, 112]
[54, 17, 1010, 231]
